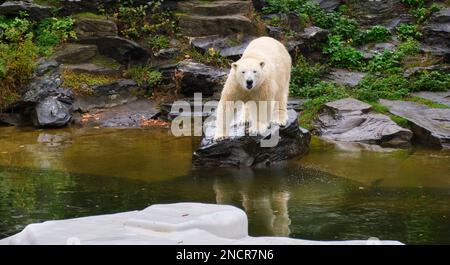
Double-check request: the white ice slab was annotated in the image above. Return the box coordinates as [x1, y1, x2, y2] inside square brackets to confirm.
[0, 203, 402, 245]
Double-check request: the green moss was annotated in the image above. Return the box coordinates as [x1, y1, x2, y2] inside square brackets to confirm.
[125, 66, 162, 88]
[90, 54, 121, 70]
[74, 12, 108, 20]
[407, 96, 450, 109]
[61, 70, 118, 95]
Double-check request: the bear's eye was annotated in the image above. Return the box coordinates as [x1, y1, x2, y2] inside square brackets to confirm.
[241, 71, 245, 74]
[253, 70, 257, 73]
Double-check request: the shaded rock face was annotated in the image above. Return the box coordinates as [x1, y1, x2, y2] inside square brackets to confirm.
[0, 1, 52, 20]
[422, 8, 450, 60]
[380, 99, 450, 149]
[77, 37, 149, 65]
[358, 42, 397, 60]
[191, 35, 256, 61]
[193, 109, 311, 168]
[315, 98, 412, 147]
[325, 69, 367, 88]
[73, 79, 143, 112]
[178, 0, 252, 16]
[74, 16, 118, 39]
[33, 96, 72, 127]
[176, 60, 229, 96]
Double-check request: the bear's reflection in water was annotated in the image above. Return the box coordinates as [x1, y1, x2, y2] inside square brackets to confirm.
[209, 167, 292, 237]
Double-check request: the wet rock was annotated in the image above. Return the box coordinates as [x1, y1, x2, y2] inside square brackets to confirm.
[77, 36, 149, 65]
[380, 99, 450, 148]
[176, 60, 228, 96]
[178, 14, 257, 37]
[73, 79, 143, 112]
[411, 91, 450, 107]
[325, 69, 367, 88]
[315, 98, 412, 147]
[35, 59, 59, 77]
[74, 16, 118, 39]
[51, 44, 98, 64]
[178, 0, 251, 16]
[193, 109, 311, 168]
[33, 96, 72, 127]
[191, 35, 256, 60]
[262, 12, 303, 33]
[311, 0, 342, 11]
[422, 8, 450, 60]
[73, 100, 159, 128]
[0, 1, 52, 20]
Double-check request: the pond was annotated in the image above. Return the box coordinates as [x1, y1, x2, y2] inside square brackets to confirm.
[0, 126, 449, 244]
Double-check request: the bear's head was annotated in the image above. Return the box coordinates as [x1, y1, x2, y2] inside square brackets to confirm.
[231, 58, 265, 91]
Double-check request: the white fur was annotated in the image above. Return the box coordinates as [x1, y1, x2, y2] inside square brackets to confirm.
[214, 37, 292, 140]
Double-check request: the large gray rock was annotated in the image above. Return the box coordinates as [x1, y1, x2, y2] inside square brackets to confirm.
[50, 44, 98, 64]
[351, 0, 402, 26]
[178, 14, 257, 37]
[178, 0, 251, 16]
[315, 98, 412, 147]
[74, 16, 118, 39]
[193, 109, 311, 167]
[411, 91, 450, 107]
[311, 0, 342, 11]
[73, 99, 159, 128]
[73, 79, 143, 112]
[286, 26, 329, 59]
[77, 36, 149, 65]
[191, 35, 256, 60]
[325, 69, 367, 88]
[422, 8, 450, 60]
[33, 96, 72, 127]
[380, 99, 450, 149]
[176, 60, 228, 96]
[0, 1, 52, 20]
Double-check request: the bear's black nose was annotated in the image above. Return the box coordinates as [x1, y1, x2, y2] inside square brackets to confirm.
[246, 80, 253, 89]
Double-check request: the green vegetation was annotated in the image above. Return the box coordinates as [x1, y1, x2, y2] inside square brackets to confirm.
[185, 48, 231, 68]
[125, 65, 162, 88]
[61, 70, 118, 95]
[114, 0, 178, 40]
[146, 35, 170, 52]
[0, 14, 75, 109]
[262, 0, 450, 128]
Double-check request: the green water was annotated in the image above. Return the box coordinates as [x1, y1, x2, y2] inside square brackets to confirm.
[0, 127, 449, 244]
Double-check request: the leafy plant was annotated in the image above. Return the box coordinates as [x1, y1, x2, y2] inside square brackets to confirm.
[290, 55, 327, 96]
[410, 71, 450, 92]
[146, 35, 170, 52]
[35, 16, 76, 56]
[125, 65, 162, 88]
[323, 35, 363, 69]
[361, 25, 391, 43]
[396, 24, 422, 40]
[356, 75, 410, 102]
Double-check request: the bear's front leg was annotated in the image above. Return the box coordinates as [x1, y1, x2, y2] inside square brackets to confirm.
[213, 99, 233, 141]
[273, 94, 288, 126]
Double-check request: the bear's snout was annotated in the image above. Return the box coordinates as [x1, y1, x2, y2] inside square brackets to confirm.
[246, 80, 253, 89]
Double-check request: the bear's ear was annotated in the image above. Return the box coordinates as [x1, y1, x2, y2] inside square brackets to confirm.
[231, 63, 238, 69]
[260, 61, 265, 69]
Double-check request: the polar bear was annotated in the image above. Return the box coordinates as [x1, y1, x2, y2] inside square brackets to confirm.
[213, 36, 291, 141]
